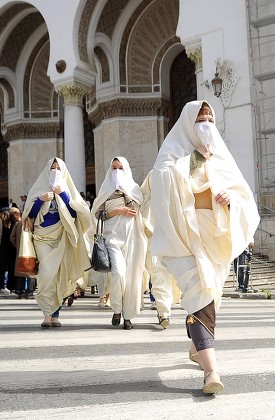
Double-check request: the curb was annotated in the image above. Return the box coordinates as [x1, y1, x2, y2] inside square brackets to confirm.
[223, 290, 275, 300]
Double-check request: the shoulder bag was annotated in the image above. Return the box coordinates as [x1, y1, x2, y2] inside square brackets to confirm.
[17, 219, 39, 277]
[91, 212, 111, 272]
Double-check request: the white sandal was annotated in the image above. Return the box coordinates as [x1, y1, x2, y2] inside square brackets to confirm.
[203, 370, 224, 394]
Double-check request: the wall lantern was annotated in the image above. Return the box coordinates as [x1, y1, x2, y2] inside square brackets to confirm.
[211, 66, 223, 97]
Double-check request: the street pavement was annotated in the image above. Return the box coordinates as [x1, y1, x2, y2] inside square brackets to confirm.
[0, 293, 274, 420]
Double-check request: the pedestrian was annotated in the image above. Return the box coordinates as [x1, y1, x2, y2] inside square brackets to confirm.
[22, 157, 91, 328]
[91, 156, 147, 330]
[233, 242, 254, 292]
[86, 192, 95, 210]
[141, 170, 181, 329]
[0, 210, 16, 294]
[10, 210, 36, 299]
[151, 100, 260, 394]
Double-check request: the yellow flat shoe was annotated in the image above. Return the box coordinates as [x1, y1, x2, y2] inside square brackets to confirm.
[203, 371, 224, 394]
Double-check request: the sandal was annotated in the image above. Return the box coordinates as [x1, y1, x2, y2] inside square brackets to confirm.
[111, 313, 121, 326]
[123, 319, 133, 330]
[51, 317, 61, 327]
[41, 316, 52, 328]
[203, 370, 224, 394]
[158, 315, 170, 329]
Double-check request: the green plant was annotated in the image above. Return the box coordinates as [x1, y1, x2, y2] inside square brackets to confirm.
[261, 289, 272, 299]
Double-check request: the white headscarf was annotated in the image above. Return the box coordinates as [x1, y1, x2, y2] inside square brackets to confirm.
[91, 156, 143, 217]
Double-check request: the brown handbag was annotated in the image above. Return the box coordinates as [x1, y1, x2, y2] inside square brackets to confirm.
[17, 220, 39, 277]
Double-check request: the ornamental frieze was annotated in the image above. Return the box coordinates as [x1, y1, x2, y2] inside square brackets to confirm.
[89, 97, 169, 127]
[3, 121, 63, 143]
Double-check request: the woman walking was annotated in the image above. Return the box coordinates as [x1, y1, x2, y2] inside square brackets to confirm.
[22, 157, 91, 328]
[91, 157, 147, 330]
[151, 100, 260, 393]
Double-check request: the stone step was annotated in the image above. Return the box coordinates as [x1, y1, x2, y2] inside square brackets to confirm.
[225, 253, 275, 291]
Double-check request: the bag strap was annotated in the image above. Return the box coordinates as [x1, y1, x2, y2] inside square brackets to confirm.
[96, 211, 105, 236]
[22, 217, 34, 233]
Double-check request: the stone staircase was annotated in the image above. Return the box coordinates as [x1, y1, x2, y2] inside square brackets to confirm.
[225, 253, 275, 292]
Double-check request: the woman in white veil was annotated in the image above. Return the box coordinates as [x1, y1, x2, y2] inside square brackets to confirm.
[91, 156, 147, 330]
[151, 100, 260, 394]
[22, 157, 91, 327]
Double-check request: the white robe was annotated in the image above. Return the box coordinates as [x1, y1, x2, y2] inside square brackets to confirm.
[91, 156, 147, 319]
[22, 157, 91, 316]
[151, 100, 260, 314]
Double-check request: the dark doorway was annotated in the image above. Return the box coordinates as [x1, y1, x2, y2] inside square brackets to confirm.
[168, 50, 197, 130]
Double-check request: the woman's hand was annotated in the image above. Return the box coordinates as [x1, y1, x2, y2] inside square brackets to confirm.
[215, 191, 230, 206]
[52, 185, 63, 195]
[117, 206, 137, 217]
[40, 192, 54, 201]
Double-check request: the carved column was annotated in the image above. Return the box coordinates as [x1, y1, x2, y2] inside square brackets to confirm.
[185, 41, 203, 98]
[55, 82, 90, 192]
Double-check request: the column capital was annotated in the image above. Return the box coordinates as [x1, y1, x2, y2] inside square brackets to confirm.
[185, 40, 202, 71]
[55, 81, 90, 106]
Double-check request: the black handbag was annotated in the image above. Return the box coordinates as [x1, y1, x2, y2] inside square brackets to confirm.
[91, 213, 111, 272]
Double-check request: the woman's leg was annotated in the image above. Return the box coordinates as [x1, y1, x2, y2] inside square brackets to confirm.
[186, 301, 224, 393]
[107, 244, 126, 324]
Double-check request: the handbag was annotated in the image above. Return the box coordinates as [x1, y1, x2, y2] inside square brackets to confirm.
[17, 220, 39, 277]
[91, 213, 111, 272]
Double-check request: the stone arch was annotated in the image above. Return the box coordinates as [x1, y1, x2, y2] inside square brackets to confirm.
[78, 0, 100, 63]
[119, 0, 179, 91]
[0, 7, 45, 72]
[0, 78, 15, 109]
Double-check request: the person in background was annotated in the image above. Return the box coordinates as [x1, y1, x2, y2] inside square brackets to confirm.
[0, 210, 14, 295]
[86, 192, 95, 210]
[10, 208, 36, 299]
[8, 198, 18, 209]
[80, 192, 91, 208]
[140, 170, 181, 329]
[233, 242, 254, 292]
[151, 100, 260, 394]
[91, 156, 147, 330]
[22, 157, 91, 328]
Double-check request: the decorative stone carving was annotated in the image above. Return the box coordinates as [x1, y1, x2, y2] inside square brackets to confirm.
[55, 82, 90, 106]
[89, 97, 169, 127]
[216, 59, 240, 108]
[3, 122, 63, 143]
[78, 0, 97, 63]
[120, 0, 179, 86]
[185, 41, 202, 71]
[23, 35, 49, 112]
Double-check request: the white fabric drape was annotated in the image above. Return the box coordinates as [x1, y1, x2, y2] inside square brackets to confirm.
[151, 100, 260, 313]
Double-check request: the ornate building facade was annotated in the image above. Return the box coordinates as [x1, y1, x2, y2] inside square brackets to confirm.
[0, 0, 274, 255]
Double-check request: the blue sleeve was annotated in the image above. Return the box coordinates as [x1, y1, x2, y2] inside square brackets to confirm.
[28, 197, 44, 218]
[59, 191, 77, 218]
